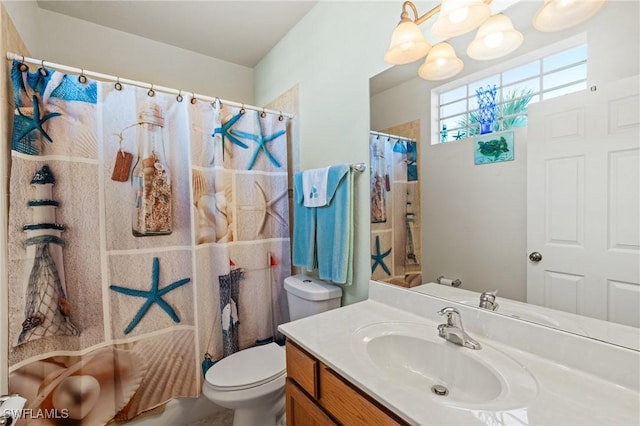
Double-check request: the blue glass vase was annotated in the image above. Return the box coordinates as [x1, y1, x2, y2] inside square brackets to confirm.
[476, 85, 497, 134]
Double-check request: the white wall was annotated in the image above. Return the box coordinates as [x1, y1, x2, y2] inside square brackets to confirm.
[370, 0, 640, 300]
[2, 0, 254, 103]
[254, 1, 400, 304]
[1, 0, 39, 54]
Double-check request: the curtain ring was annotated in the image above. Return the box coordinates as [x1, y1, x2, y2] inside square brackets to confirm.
[78, 69, 87, 84]
[147, 84, 155, 97]
[260, 107, 266, 118]
[18, 55, 28, 72]
[190, 93, 197, 104]
[114, 77, 123, 91]
[278, 111, 284, 121]
[240, 104, 246, 115]
[38, 60, 48, 77]
[176, 90, 183, 103]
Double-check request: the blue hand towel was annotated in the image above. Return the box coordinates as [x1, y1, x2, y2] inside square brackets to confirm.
[316, 164, 352, 285]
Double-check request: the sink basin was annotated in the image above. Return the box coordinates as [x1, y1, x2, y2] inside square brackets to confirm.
[353, 322, 538, 411]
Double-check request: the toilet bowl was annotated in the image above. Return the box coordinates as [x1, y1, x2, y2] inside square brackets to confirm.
[203, 275, 342, 426]
[203, 343, 286, 426]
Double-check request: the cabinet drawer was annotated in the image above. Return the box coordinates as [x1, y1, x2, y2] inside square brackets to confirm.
[286, 379, 337, 426]
[318, 364, 407, 426]
[286, 341, 318, 398]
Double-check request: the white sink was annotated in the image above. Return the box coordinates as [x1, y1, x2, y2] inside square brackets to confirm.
[352, 321, 538, 411]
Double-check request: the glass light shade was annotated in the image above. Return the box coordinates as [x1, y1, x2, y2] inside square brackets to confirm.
[384, 20, 432, 65]
[432, 0, 492, 38]
[418, 43, 464, 81]
[533, 0, 607, 32]
[467, 14, 524, 60]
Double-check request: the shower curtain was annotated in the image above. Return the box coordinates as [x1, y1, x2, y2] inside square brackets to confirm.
[369, 134, 421, 286]
[5, 60, 291, 425]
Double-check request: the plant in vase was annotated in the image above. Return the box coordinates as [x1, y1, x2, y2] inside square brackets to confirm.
[476, 85, 498, 134]
[456, 88, 533, 138]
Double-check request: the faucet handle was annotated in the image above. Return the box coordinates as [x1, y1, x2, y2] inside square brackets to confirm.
[437, 307, 461, 326]
[480, 289, 498, 301]
[437, 306, 459, 316]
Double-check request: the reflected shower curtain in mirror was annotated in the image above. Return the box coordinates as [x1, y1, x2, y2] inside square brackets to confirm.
[369, 134, 422, 287]
[6, 60, 290, 424]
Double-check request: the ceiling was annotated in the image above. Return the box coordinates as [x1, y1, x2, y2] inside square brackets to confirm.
[36, 0, 318, 68]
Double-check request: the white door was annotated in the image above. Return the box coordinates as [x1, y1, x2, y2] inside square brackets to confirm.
[527, 76, 640, 327]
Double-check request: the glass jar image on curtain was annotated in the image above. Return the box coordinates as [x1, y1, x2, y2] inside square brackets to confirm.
[370, 138, 387, 223]
[132, 102, 172, 236]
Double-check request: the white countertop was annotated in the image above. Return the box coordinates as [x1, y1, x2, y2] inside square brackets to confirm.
[279, 281, 640, 425]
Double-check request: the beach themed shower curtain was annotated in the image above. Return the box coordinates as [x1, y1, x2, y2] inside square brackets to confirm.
[369, 134, 421, 287]
[5, 60, 291, 424]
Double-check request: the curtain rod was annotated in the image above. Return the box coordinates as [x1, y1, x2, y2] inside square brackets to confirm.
[6, 52, 293, 119]
[370, 130, 415, 142]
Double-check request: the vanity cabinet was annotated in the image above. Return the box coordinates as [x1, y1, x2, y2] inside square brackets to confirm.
[285, 340, 408, 426]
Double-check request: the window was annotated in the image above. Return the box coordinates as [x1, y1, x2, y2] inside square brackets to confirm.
[435, 44, 587, 144]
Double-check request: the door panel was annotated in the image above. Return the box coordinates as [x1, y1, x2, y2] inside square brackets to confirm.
[608, 149, 640, 251]
[545, 156, 584, 246]
[528, 76, 640, 327]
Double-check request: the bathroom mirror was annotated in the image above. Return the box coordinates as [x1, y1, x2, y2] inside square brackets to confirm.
[369, 0, 639, 350]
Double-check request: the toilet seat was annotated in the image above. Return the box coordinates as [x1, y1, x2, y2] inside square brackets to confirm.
[205, 343, 285, 391]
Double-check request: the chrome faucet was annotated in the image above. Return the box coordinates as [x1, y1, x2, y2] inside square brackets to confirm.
[437, 307, 482, 350]
[479, 290, 499, 311]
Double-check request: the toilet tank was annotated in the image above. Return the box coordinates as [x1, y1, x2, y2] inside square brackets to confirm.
[284, 275, 342, 321]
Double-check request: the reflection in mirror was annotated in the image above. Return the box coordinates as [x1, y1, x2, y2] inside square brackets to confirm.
[412, 283, 640, 351]
[369, 0, 639, 350]
[369, 126, 422, 288]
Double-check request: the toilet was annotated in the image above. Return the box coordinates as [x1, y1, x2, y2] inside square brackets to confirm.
[202, 274, 342, 426]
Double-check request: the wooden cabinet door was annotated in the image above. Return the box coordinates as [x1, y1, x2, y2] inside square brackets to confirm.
[318, 364, 406, 426]
[286, 378, 337, 426]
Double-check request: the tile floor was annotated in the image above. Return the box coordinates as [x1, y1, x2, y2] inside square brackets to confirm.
[184, 408, 233, 426]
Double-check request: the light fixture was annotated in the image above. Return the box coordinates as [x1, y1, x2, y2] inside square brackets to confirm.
[384, 11, 432, 64]
[533, 0, 607, 32]
[418, 42, 464, 80]
[467, 14, 523, 60]
[432, 0, 491, 38]
[385, 0, 606, 81]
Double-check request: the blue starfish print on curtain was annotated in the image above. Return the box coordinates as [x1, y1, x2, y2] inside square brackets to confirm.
[12, 95, 62, 155]
[109, 257, 191, 334]
[11, 61, 98, 107]
[230, 111, 285, 170]
[371, 235, 392, 276]
[212, 111, 248, 163]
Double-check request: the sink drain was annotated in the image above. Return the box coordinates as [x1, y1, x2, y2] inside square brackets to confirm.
[431, 384, 449, 396]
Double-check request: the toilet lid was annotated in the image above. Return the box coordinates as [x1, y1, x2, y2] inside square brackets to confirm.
[205, 343, 286, 391]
